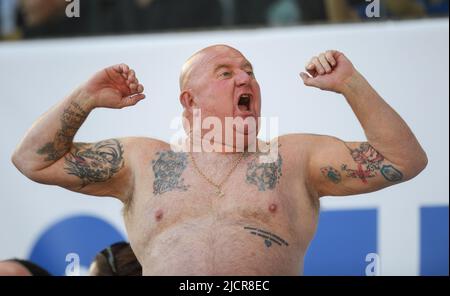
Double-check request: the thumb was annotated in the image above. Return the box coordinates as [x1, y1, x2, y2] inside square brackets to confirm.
[300, 72, 316, 87]
[121, 93, 146, 108]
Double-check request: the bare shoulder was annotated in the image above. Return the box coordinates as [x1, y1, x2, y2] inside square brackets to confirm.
[275, 133, 339, 177]
[122, 137, 170, 164]
[122, 137, 170, 151]
[277, 133, 334, 154]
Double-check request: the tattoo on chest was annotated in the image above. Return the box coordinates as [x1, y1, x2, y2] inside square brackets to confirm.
[152, 151, 190, 195]
[246, 153, 283, 191]
[64, 139, 124, 188]
[37, 102, 88, 161]
[244, 226, 289, 248]
[321, 142, 403, 184]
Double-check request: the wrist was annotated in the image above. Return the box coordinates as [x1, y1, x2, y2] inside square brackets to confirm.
[71, 86, 97, 111]
[340, 71, 367, 96]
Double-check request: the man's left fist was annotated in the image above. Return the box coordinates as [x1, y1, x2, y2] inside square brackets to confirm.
[300, 50, 358, 94]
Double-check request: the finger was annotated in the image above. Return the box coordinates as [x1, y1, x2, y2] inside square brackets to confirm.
[114, 63, 129, 74]
[306, 68, 317, 77]
[319, 54, 332, 73]
[305, 63, 318, 77]
[311, 57, 325, 75]
[129, 83, 137, 91]
[121, 64, 129, 74]
[129, 83, 144, 95]
[299, 72, 314, 87]
[122, 94, 146, 107]
[127, 70, 136, 81]
[325, 50, 337, 67]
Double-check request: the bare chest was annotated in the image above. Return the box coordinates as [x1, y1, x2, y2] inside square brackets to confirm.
[124, 150, 318, 273]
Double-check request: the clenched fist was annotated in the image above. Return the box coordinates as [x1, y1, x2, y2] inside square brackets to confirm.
[300, 50, 358, 94]
[82, 64, 146, 109]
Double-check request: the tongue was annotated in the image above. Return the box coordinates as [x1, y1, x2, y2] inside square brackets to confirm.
[238, 104, 249, 112]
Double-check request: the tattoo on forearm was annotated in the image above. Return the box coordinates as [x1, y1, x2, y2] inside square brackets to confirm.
[244, 226, 289, 248]
[321, 143, 403, 185]
[37, 102, 88, 161]
[64, 139, 124, 188]
[246, 153, 283, 191]
[152, 150, 190, 195]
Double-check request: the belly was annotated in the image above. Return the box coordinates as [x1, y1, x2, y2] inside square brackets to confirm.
[140, 215, 303, 276]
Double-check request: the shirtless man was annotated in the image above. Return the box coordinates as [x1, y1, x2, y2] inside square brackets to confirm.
[12, 45, 427, 275]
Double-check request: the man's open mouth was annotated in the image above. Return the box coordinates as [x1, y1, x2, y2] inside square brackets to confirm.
[237, 94, 252, 112]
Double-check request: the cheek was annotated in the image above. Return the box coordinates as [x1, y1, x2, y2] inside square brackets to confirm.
[198, 83, 235, 116]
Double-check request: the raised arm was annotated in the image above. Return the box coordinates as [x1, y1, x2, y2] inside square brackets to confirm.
[11, 64, 146, 201]
[298, 51, 427, 198]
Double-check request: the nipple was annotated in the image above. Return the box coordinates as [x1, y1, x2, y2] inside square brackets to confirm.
[155, 209, 164, 222]
[269, 203, 278, 213]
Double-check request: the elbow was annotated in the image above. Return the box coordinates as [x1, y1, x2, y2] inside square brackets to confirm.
[414, 148, 429, 174]
[400, 150, 429, 181]
[11, 150, 40, 181]
[11, 151, 28, 177]
[420, 151, 428, 172]
[416, 150, 429, 174]
[11, 150, 24, 173]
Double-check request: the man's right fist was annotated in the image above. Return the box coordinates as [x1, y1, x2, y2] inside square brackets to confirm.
[82, 64, 145, 109]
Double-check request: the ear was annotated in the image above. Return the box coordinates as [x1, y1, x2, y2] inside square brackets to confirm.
[180, 90, 196, 113]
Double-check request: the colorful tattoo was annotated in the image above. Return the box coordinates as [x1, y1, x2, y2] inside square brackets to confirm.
[340, 143, 403, 184]
[380, 165, 403, 182]
[321, 166, 342, 184]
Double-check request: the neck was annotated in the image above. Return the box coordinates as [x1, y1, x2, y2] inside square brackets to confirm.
[185, 131, 259, 154]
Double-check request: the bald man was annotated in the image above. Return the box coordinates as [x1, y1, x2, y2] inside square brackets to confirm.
[12, 45, 427, 275]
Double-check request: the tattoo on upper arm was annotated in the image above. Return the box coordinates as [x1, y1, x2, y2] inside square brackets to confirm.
[37, 102, 88, 161]
[246, 153, 283, 191]
[64, 139, 124, 188]
[244, 226, 289, 248]
[320, 166, 342, 184]
[321, 143, 403, 185]
[379, 165, 404, 182]
[152, 151, 190, 195]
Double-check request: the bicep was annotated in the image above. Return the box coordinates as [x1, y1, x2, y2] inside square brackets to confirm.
[307, 135, 405, 197]
[31, 138, 133, 201]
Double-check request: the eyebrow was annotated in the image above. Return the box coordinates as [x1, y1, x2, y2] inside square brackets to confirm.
[213, 61, 254, 73]
[241, 61, 254, 70]
[213, 64, 230, 73]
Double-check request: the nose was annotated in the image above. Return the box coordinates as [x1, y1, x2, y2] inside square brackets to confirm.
[235, 70, 251, 87]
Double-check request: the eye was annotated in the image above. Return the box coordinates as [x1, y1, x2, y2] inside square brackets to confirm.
[247, 71, 254, 76]
[220, 71, 232, 78]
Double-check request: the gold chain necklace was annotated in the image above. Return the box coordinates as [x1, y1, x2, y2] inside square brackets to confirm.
[189, 151, 247, 197]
